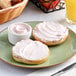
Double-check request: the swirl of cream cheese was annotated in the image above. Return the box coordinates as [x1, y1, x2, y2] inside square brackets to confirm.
[8, 22, 32, 45]
[33, 22, 68, 42]
[9, 23, 30, 35]
[13, 39, 49, 60]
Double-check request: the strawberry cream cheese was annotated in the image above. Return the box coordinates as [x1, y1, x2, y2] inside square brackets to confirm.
[33, 22, 69, 45]
[8, 22, 32, 45]
[12, 39, 49, 64]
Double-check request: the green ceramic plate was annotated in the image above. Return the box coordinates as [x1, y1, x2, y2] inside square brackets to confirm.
[0, 21, 76, 68]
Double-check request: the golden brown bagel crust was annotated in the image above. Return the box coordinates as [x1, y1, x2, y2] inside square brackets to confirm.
[33, 24, 69, 46]
[12, 52, 49, 64]
[12, 40, 50, 64]
[0, 0, 28, 24]
[33, 32, 69, 46]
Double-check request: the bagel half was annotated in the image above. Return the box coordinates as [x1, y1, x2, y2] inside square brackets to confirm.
[12, 39, 49, 64]
[33, 22, 69, 46]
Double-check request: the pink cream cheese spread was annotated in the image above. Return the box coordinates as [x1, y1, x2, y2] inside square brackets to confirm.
[8, 22, 32, 45]
[33, 22, 69, 42]
[9, 23, 30, 35]
[12, 39, 49, 60]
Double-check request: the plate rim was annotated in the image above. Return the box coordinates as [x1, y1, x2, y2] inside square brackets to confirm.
[0, 21, 76, 69]
[0, 54, 76, 69]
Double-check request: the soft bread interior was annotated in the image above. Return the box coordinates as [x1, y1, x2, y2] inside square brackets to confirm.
[0, 0, 11, 8]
